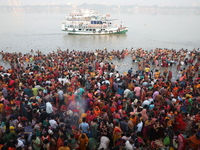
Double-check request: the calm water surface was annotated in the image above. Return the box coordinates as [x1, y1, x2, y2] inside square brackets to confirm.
[0, 8, 199, 53]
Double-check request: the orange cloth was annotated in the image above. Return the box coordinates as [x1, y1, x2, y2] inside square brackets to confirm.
[172, 87, 179, 97]
[58, 146, 70, 150]
[113, 127, 123, 145]
[188, 134, 200, 150]
[93, 106, 101, 116]
[130, 116, 137, 126]
[78, 133, 88, 150]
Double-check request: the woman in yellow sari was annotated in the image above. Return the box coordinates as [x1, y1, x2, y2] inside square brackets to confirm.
[113, 122, 123, 146]
[154, 71, 160, 79]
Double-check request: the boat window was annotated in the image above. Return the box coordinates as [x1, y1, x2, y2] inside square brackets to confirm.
[86, 29, 88, 31]
[93, 29, 96, 31]
[79, 29, 82, 31]
[91, 21, 97, 24]
[89, 29, 92, 31]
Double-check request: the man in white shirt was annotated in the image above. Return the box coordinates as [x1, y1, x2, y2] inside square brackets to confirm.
[98, 136, 110, 150]
[15, 139, 25, 148]
[125, 139, 135, 150]
[136, 119, 143, 133]
[58, 88, 64, 108]
[124, 88, 131, 98]
[148, 97, 154, 104]
[100, 61, 104, 68]
[58, 89, 64, 101]
[49, 116, 58, 129]
[46, 101, 53, 114]
[142, 99, 150, 107]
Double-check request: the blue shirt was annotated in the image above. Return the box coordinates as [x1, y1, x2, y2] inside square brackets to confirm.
[79, 122, 89, 134]
[149, 104, 154, 110]
[128, 69, 132, 74]
[117, 88, 124, 96]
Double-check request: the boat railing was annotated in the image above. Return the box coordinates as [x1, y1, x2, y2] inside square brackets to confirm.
[67, 24, 117, 29]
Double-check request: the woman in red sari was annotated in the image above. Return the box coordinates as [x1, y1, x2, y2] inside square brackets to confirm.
[168, 71, 172, 81]
[174, 113, 187, 132]
[86, 110, 96, 124]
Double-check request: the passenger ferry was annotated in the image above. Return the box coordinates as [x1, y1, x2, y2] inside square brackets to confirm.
[61, 9, 128, 35]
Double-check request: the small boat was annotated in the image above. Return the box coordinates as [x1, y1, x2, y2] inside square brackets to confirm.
[62, 9, 128, 35]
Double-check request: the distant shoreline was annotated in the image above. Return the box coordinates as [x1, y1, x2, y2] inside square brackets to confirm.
[0, 5, 200, 12]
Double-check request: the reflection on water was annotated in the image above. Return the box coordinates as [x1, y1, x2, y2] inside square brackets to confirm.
[62, 34, 128, 51]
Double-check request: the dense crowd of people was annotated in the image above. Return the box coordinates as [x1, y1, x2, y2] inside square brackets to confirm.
[0, 47, 199, 150]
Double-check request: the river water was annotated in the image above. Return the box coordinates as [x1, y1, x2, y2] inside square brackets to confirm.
[0, 7, 200, 53]
[0, 7, 199, 79]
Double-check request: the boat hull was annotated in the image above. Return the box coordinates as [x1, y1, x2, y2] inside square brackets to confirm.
[66, 28, 128, 35]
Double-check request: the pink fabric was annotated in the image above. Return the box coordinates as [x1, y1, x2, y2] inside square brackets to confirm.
[153, 91, 159, 100]
[134, 87, 141, 97]
[140, 109, 148, 121]
[177, 134, 184, 150]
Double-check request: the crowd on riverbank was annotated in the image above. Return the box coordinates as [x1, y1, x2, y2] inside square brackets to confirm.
[0, 47, 199, 150]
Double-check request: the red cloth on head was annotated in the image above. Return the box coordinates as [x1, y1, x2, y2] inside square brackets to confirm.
[110, 107, 116, 113]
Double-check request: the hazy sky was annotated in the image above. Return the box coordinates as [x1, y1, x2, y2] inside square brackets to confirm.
[1, 0, 200, 6]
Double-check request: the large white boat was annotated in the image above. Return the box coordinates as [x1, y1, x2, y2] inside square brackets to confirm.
[62, 9, 128, 35]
